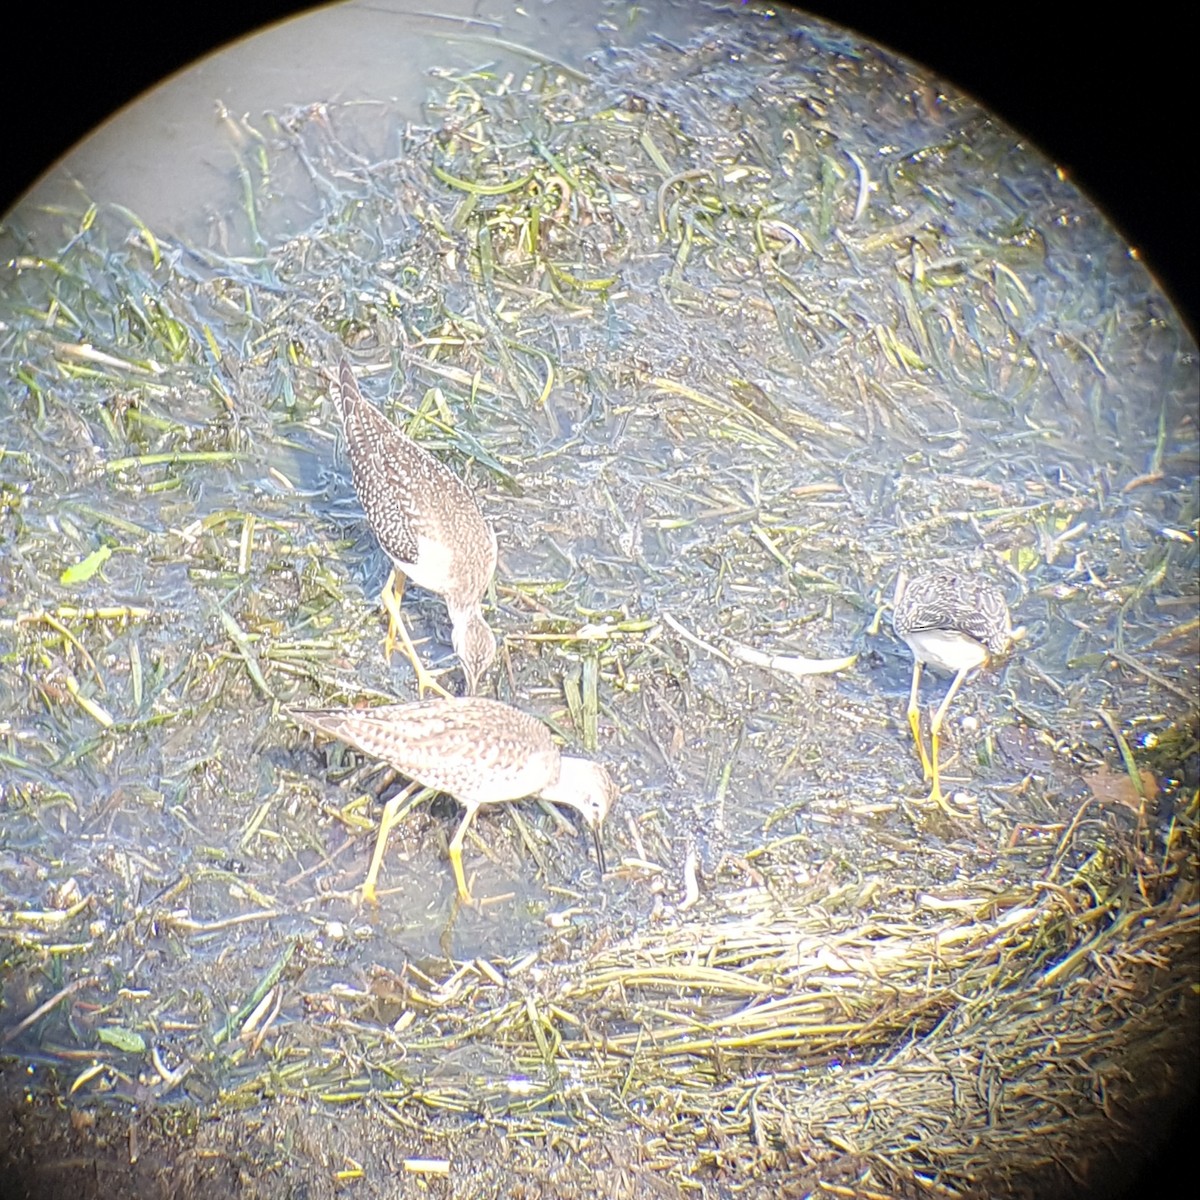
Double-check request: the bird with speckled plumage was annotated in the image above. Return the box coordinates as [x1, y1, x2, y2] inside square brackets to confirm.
[289, 697, 616, 902]
[332, 357, 497, 696]
[892, 568, 1014, 811]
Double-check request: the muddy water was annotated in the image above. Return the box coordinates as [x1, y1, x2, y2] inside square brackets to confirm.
[1, 0, 1195, 1186]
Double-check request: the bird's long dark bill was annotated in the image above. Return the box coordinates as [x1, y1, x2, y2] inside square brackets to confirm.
[590, 826, 607, 877]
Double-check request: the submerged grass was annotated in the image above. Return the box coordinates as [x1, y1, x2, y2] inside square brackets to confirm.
[1, 9, 1198, 1199]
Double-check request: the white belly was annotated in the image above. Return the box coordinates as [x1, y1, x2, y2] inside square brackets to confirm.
[903, 628, 988, 675]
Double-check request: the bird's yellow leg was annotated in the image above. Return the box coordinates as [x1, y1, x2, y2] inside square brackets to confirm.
[380, 569, 453, 698]
[447, 803, 480, 902]
[381, 569, 405, 662]
[927, 721, 947, 811]
[927, 668, 969, 815]
[360, 784, 413, 903]
[906, 662, 933, 780]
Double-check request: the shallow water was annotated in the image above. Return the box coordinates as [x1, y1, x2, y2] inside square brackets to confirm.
[1, 0, 1196, 1189]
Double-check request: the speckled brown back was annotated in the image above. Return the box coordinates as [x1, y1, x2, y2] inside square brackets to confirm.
[291, 697, 561, 807]
[893, 569, 1012, 656]
[331, 359, 496, 604]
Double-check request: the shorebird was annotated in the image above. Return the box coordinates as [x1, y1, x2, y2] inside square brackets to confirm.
[892, 568, 1014, 811]
[331, 357, 497, 695]
[289, 697, 615, 902]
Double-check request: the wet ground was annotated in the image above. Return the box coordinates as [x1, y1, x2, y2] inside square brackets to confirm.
[2, 2, 1197, 1197]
